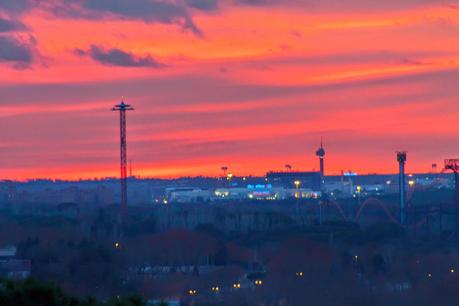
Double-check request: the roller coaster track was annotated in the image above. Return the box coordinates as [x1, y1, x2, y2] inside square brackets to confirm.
[355, 198, 400, 224]
[327, 198, 430, 228]
[327, 199, 347, 220]
[325, 171, 454, 228]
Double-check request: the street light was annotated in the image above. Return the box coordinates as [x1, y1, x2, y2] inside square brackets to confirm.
[356, 186, 362, 205]
[294, 180, 301, 198]
[233, 283, 241, 289]
[226, 173, 234, 188]
[254, 280, 263, 286]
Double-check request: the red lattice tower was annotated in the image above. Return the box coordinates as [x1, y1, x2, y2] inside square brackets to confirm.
[112, 99, 134, 217]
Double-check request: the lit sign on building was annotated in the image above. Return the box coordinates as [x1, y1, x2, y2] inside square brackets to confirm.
[247, 184, 273, 189]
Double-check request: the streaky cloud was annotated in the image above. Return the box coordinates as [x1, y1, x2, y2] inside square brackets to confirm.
[48, 0, 202, 35]
[75, 45, 165, 68]
[186, 0, 219, 11]
[233, 0, 459, 11]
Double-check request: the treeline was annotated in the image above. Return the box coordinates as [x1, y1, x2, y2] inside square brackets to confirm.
[0, 278, 146, 306]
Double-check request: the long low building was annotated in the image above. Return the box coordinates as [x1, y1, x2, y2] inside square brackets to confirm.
[165, 188, 212, 203]
[164, 185, 321, 203]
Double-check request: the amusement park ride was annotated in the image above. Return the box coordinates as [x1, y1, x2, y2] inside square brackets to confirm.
[112, 99, 134, 217]
[320, 156, 459, 233]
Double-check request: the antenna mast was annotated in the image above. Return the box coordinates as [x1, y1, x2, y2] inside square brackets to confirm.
[112, 98, 134, 216]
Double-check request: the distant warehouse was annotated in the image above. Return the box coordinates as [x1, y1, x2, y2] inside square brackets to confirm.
[266, 171, 322, 191]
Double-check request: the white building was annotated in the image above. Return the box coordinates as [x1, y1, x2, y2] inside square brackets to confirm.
[148, 298, 180, 306]
[0, 246, 16, 258]
[165, 188, 212, 203]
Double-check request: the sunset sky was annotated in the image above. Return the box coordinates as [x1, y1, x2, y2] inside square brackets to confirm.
[1, 0, 459, 180]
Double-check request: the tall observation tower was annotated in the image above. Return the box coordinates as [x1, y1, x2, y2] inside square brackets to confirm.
[112, 99, 134, 217]
[316, 138, 326, 188]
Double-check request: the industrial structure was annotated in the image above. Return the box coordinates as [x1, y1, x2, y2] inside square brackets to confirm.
[444, 159, 459, 231]
[316, 139, 326, 189]
[266, 171, 322, 191]
[397, 152, 407, 225]
[112, 99, 134, 216]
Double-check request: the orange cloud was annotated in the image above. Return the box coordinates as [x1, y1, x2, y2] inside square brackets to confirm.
[1, 1, 459, 179]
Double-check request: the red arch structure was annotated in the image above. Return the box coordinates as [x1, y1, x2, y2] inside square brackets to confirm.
[327, 200, 347, 220]
[355, 197, 399, 224]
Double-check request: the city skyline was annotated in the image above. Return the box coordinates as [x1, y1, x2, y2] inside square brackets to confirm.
[2, 0, 459, 179]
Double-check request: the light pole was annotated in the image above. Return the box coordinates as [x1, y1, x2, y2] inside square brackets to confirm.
[227, 173, 234, 188]
[318, 200, 323, 225]
[294, 180, 301, 215]
[356, 185, 362, 206]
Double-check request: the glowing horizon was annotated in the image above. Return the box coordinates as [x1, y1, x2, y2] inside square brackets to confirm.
[1, 0, 459, 180]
